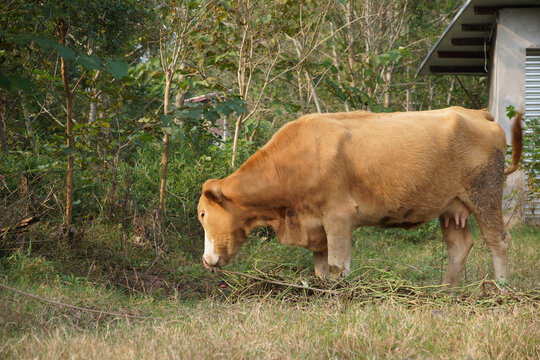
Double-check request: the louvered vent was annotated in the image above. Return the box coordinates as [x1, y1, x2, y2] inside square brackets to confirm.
[524, 50, 540, 222]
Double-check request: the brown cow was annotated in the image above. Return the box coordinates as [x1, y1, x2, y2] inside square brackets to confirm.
[198, 107, 523, 287]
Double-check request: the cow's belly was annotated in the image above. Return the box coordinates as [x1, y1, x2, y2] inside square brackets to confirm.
[353, 195, 466, 230]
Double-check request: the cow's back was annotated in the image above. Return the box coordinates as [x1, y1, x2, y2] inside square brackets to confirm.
[246, 107, 506, 224]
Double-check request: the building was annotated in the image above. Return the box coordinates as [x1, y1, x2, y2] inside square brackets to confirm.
[418, 0, 539, 223]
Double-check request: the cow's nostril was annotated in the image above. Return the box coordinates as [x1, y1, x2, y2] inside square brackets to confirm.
[202, 254, 219, 270]
[202, 255, 210, 269]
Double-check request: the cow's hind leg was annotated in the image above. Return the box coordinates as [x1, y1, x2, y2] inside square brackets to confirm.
[313, 249, 329, 278]
[463, 149, 510, 283]
[474, 214, 510, 283]
[439, 216, 474, 288]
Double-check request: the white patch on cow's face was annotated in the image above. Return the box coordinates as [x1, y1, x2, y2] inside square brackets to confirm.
[203, 230, 219, 267]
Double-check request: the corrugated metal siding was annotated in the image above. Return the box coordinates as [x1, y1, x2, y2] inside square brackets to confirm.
[525, 50, 540, 221]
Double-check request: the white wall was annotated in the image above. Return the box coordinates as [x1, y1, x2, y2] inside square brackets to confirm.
[488, 8, 540, 223]
[489, 8, 540, 139]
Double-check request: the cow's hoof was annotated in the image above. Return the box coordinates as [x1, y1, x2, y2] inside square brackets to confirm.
[328, 265, 347, 279]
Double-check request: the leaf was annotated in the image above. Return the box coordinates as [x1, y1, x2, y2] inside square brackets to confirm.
[229, 101, 246, 115]
[374, 53, 391, 66]
[78, 54, 103, 71]
[506, 105, 517, 119]
[60, 145, 77, 156]
[105, 59, 129, 80]
[187, 108, 203, 120]
[160, 114, 175, 126]
[389, 49, 402, 62]
[161, 126, 176, 135]
[0, 72, 11, 90]
[40, 2, 58, 19]
[203, 109, 221, 124]
[219, 0, 231, 11]
[7, 74, 35, 92]
[135, 133, 154, 142]
[398, 47, 412, 58]
[51, 43, 76, 61]
[216, 102, 233, 117]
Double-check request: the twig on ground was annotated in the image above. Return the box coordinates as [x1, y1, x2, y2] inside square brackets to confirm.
[0, 282, 159, 320]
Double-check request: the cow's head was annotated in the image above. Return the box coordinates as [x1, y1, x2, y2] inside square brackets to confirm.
[197, 179, 250, 270]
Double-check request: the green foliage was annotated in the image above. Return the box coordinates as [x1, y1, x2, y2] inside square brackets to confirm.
[1, 252, 56, 283]
[506, 105, 539, 213]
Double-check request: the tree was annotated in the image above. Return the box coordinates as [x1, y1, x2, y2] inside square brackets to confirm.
[154, 0, 217, 219]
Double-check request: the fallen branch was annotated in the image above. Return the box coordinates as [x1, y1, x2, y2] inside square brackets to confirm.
[0, 282, 158, 320]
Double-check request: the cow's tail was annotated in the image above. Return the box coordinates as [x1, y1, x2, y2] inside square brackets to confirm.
[504, 112, 523, 176]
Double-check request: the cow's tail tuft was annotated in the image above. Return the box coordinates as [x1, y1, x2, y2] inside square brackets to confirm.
[504, 112, 523, 176]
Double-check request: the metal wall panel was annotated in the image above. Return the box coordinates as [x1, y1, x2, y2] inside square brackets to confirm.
[524, 50, 540, 221]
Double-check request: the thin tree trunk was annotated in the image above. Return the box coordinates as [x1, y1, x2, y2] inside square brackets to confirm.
[58, 20, 74, 237]
[383, 70, 391, 109]
[330, 22, 349, 112]
[446, 78, 455, 106]
[345, 0, 357, 88]
[222, 117, 229, 143]
[304, 70, 321, 113]
[406, 86, 411, 111]
[428, 80, 434, 110]
[158, 77, 171, 218]
[19, 91, 36, 149]
[231, 114, 243, 168]
[88, 90, 98, 124]
[297, 69, 305, 114]
[0, 89, 8, 154]
[0, 115, 7, 154]
[232, 2, 250, 168]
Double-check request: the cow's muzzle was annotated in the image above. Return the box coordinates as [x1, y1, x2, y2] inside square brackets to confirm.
[202, 255, 218, 272]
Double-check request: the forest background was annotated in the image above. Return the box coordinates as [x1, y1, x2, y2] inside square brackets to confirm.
[1, 0, 489, 243]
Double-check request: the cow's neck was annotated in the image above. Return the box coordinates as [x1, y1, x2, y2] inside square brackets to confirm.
[221, 150, 287, 222]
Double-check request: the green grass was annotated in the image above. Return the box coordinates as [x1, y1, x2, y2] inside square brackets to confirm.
[1, 224, 539, 359]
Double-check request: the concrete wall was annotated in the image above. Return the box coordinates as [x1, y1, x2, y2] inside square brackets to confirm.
[488, 8, 540, 224]
[489, 8, 540, 137]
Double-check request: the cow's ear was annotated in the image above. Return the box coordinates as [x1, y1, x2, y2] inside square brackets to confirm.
[203, 179, 223, 203]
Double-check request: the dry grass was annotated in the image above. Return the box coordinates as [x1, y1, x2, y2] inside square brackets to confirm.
[1, 224, 538, 359]
[1, 296, 538, 360]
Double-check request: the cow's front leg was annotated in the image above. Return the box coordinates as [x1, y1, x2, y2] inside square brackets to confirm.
[324, 211, 355, 279]
[313, 249, 329, 278]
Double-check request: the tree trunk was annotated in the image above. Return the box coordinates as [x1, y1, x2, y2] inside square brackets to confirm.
[231, 114, 243, 168]
[19, 91, 36, 149]
[0, 89, 8, 154]
[88, 89, 98, 124]
[428, 80, 434, 110]
[58, 20, 74, 237]
[446, 78, 455, 106]
[0, 114, 7, 154]
[222, 117, 229, 143]
[345, 0, 357, 88]
[304, 70, 322, 113]
[383, 70, 391, 109]
[330, 22, 349, 112]
[158, 76, 171, 218]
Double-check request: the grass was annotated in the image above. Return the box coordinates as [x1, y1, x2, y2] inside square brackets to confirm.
[0, 223, 539, 359]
